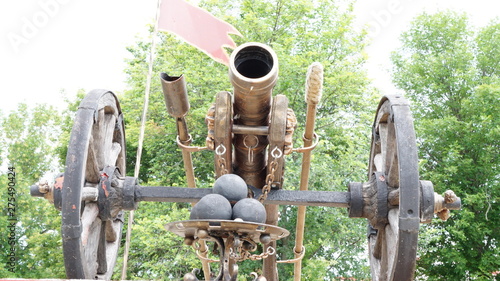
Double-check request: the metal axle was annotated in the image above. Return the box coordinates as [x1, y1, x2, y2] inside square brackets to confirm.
[31, 175, 461, 220]
[133, 184, 350, 208]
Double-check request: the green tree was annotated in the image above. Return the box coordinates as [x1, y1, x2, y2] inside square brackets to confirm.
[119, 0, 375, 280]
[392, 11, 500, 280]
[0, 104, 65, 278]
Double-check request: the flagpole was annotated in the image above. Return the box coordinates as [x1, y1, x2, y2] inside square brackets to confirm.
[121, 0, 162, 279]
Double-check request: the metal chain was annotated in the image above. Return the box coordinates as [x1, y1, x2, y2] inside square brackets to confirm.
[193, 238, 275, 263]
[258, 154, 279, 202]
[231, 246, 276, 262]
[246, 246, 276, 261]
[215, 143, 228, 175]
[205, 103, 216, 150]
[217, 157, 229, 175]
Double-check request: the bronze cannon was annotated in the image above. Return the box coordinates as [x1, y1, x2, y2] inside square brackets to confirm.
[31, 42, 461, 281]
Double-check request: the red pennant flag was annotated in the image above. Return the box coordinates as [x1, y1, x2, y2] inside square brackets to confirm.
[158, 0, 242, 65]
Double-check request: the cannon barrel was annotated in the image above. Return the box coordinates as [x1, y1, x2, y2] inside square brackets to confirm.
[229, 43, 279, 188]
[229, 42, 278, 125]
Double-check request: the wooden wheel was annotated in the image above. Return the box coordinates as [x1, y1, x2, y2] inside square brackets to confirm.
[62, 89, 126, 279]
[367, 95, 420, 281]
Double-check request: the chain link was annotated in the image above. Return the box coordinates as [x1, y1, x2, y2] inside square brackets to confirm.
[217, 157, 228, 176]
[231, 246, 276, 262]
[214, 143, 229, 176]
[247, 246, 276, 261]
[258, 156, 278, 202]
[193, 237, 275, 263]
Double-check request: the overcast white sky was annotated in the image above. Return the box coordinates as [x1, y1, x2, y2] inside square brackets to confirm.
[0, 0, 498, 113]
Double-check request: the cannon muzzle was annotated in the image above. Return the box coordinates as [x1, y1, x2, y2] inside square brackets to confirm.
[229, 43, 279, 188]
[229, 42, 278, 126]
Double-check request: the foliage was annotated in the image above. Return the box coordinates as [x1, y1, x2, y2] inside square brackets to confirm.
[2, 4, 498, 281]
[0, 104, 65, 278]
[0, 0, 377, 279]
[119, 0, 376, 280]
[392, 11, 500, 280]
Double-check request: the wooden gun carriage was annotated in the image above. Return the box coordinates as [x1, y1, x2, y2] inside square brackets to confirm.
[31, 42, 461, 281]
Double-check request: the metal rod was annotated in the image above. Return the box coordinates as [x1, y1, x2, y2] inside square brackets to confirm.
[121, 0, 161, 279]
[160, 73, 209, 279]
[294, 62, 323, 280]
[134, 185, 350, 208]
[176, 118, 197, 189]
[176, 118, 211, 280]
[232, 125, 269, 135]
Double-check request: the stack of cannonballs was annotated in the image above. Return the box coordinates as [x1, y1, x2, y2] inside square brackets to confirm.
[190, 174, 267, 224]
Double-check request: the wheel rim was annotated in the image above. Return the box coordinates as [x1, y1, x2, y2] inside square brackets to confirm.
[368, 95, 420, 281]
[62, 89, 126, 279]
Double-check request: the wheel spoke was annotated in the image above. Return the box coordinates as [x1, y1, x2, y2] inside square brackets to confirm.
[372, 228, 384, 260]
[97, 222, 108, 275]
[81, 203, 101, 278]
[92, 110, 117, 169]
[374, 153, 383, 173]
[385, 209, 399, 279]
[378, 123, 388, 173]
[105, 220, 117, 242]
[86, 134, 100, 183]
[97, 218, 123, 280]
[103, 114, 117, 166]
[108, 142, 122, 168]
[385, 124, 399, 188]
[369, 235, 381, 281]
[81, 203, 99, 246]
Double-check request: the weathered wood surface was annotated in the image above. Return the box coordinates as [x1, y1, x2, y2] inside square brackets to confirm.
[214, 91, 232, 176]
[63, 90, 125, 280]
[367, 96, 420, 281]
[267, 94, 288, 188]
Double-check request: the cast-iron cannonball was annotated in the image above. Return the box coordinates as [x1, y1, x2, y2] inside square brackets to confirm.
[190, 194, 232, 220]
[213, 174, 248, 202]
[232, 198, 266, 223]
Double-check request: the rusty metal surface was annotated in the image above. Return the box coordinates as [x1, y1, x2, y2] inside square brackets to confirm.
[133, 184, 350, 208]
[214, 91, 233, 176]
[160, 73, 190, 118]
[165, 220, 289, 243]
[267, 95, 288, 189]
[229, 43, 278, 189]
